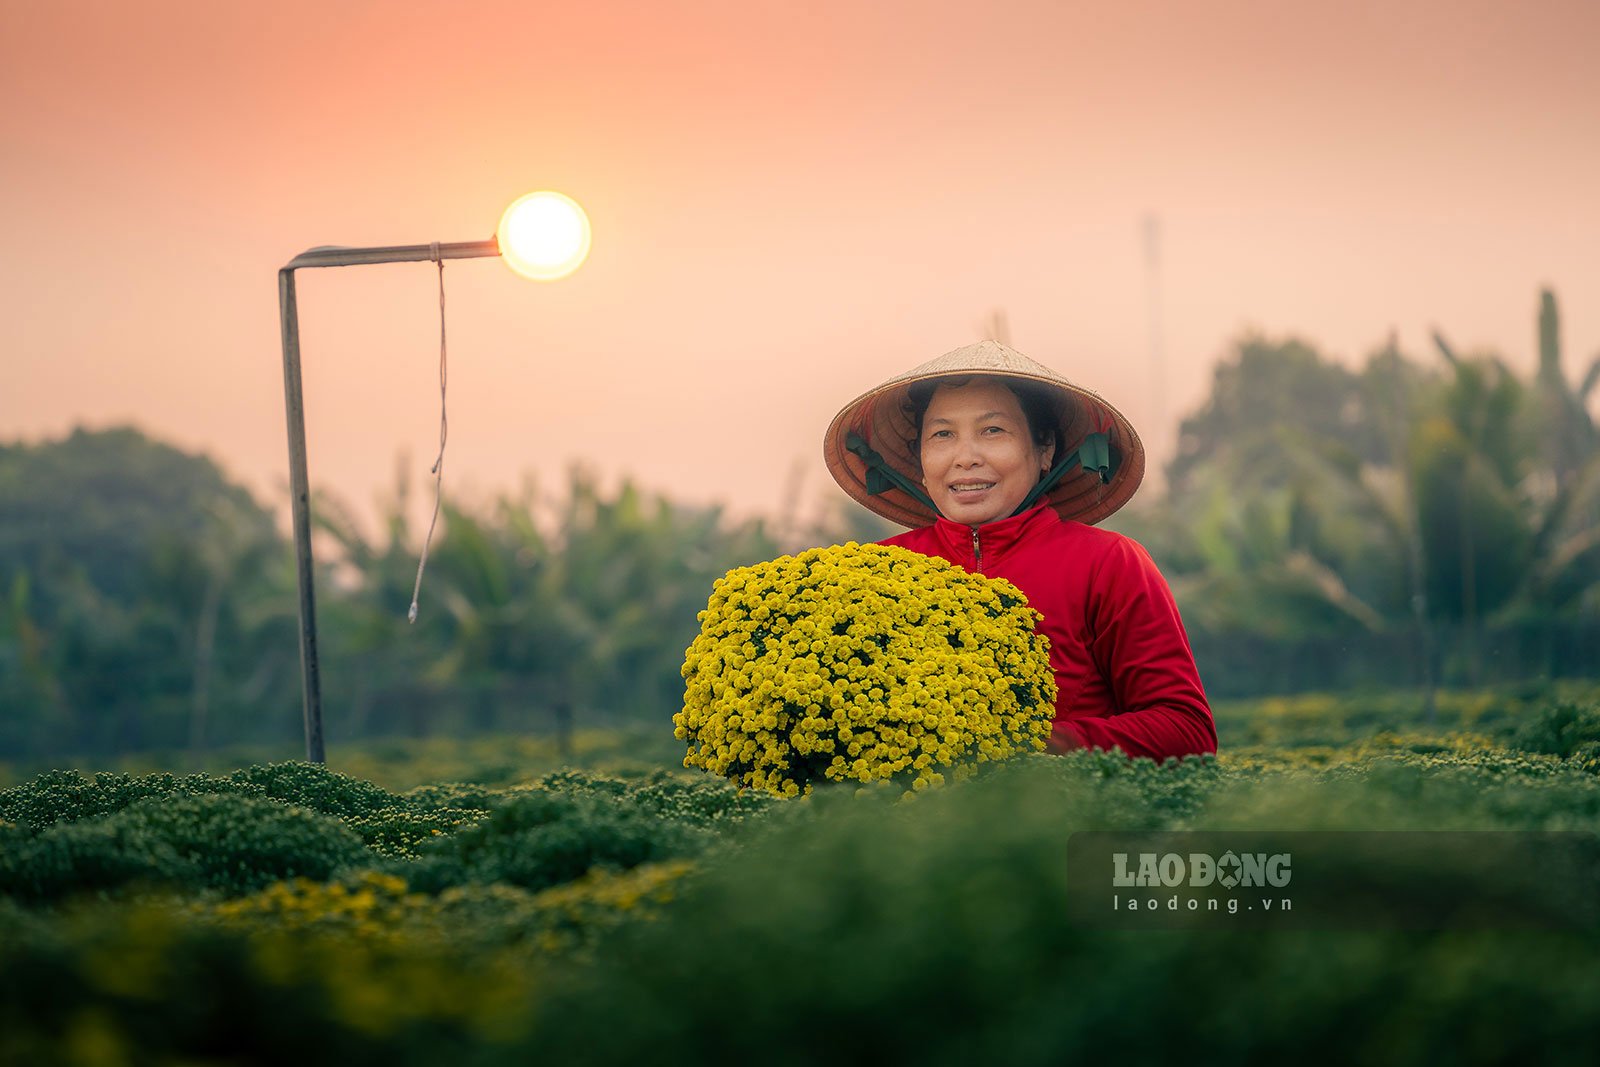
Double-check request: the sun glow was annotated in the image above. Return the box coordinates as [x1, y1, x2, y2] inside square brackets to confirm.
[496, 191, 591, 281]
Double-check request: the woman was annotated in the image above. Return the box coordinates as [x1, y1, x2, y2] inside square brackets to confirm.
[823, 340, 1216, 761]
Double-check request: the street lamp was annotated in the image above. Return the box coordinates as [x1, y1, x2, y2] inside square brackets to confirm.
[277, 192, 590, 763]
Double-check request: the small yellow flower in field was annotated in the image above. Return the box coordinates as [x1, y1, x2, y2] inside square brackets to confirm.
[674, 542, 1055, 797]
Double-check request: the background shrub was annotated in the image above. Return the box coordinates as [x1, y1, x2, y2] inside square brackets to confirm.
[0, 793, 369, 901]
[1504, 702, 1600, 760]
[405, 786, 712, 894]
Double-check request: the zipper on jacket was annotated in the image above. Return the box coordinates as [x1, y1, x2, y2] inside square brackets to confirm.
[971, 527, 983, 572]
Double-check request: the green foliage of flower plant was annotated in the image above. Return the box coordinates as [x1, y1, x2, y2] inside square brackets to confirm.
[1506, 701, 1600, 762]
[0, 793, 370, 901]
[1209, 682, 1600, 748]
[0, 767, 251, 834]
[198, 862, 693, 955]
[402, 786, 710, 895]
[675, 543, 1056, 796]
[227, 760, 402, 818]
[343, 806, 491, 858]
[0, 763, 758, 903]
[6, 704, 1600, 1065]
[530, 767, 777, 825]
[527, 753, 1600, 1067]
[0, 898, 545, 1065]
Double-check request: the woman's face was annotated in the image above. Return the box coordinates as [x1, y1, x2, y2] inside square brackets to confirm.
[918, 379, 1055, 527]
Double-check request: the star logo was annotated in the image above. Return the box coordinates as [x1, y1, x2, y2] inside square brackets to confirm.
[1217, 850, 1243, 889]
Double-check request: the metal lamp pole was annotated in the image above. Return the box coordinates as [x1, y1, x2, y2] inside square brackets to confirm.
[277, 238, 500, 763]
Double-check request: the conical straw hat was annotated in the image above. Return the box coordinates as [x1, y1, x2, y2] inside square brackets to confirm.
[822, 340, 1145, 528]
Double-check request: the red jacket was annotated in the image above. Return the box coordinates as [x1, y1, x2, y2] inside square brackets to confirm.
[882, 504, 1216, 761]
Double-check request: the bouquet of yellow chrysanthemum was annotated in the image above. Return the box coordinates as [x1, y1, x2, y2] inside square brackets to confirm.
[674, 542, 1057, 797]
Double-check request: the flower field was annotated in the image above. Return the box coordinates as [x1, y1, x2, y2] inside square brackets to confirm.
[4, 692, 1600, 1065]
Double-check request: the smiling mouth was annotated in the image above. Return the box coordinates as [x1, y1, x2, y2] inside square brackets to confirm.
[949, 482, 996, 495]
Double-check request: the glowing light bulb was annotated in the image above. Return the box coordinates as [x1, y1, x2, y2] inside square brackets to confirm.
[496, 191, 591, 281]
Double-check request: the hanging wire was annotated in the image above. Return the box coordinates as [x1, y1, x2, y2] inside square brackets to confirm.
[409, 244, 448, 623]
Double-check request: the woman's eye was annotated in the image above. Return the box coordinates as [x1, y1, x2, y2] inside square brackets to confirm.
[983, 425, 1005, 434]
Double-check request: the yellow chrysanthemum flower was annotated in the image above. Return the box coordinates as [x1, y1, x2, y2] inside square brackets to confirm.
[674, 542, 1056, 797]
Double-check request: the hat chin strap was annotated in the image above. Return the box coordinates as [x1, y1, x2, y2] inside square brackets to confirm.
[845, 432, 942, 516]
[1011, 432, 1118, 517]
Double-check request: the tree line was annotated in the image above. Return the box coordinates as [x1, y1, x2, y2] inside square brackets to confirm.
[0, 432, 802, 759]
[1115, 288, 1600, 702]
[2, 288, 1596, 759]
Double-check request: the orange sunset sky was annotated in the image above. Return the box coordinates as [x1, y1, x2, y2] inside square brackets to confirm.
[4, 0, 1597, 533]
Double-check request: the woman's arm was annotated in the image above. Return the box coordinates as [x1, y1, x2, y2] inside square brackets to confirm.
[1054, 536, 1217, 761]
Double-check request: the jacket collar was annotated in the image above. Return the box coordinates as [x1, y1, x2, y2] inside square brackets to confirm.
[926, 503, 1057, 564]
